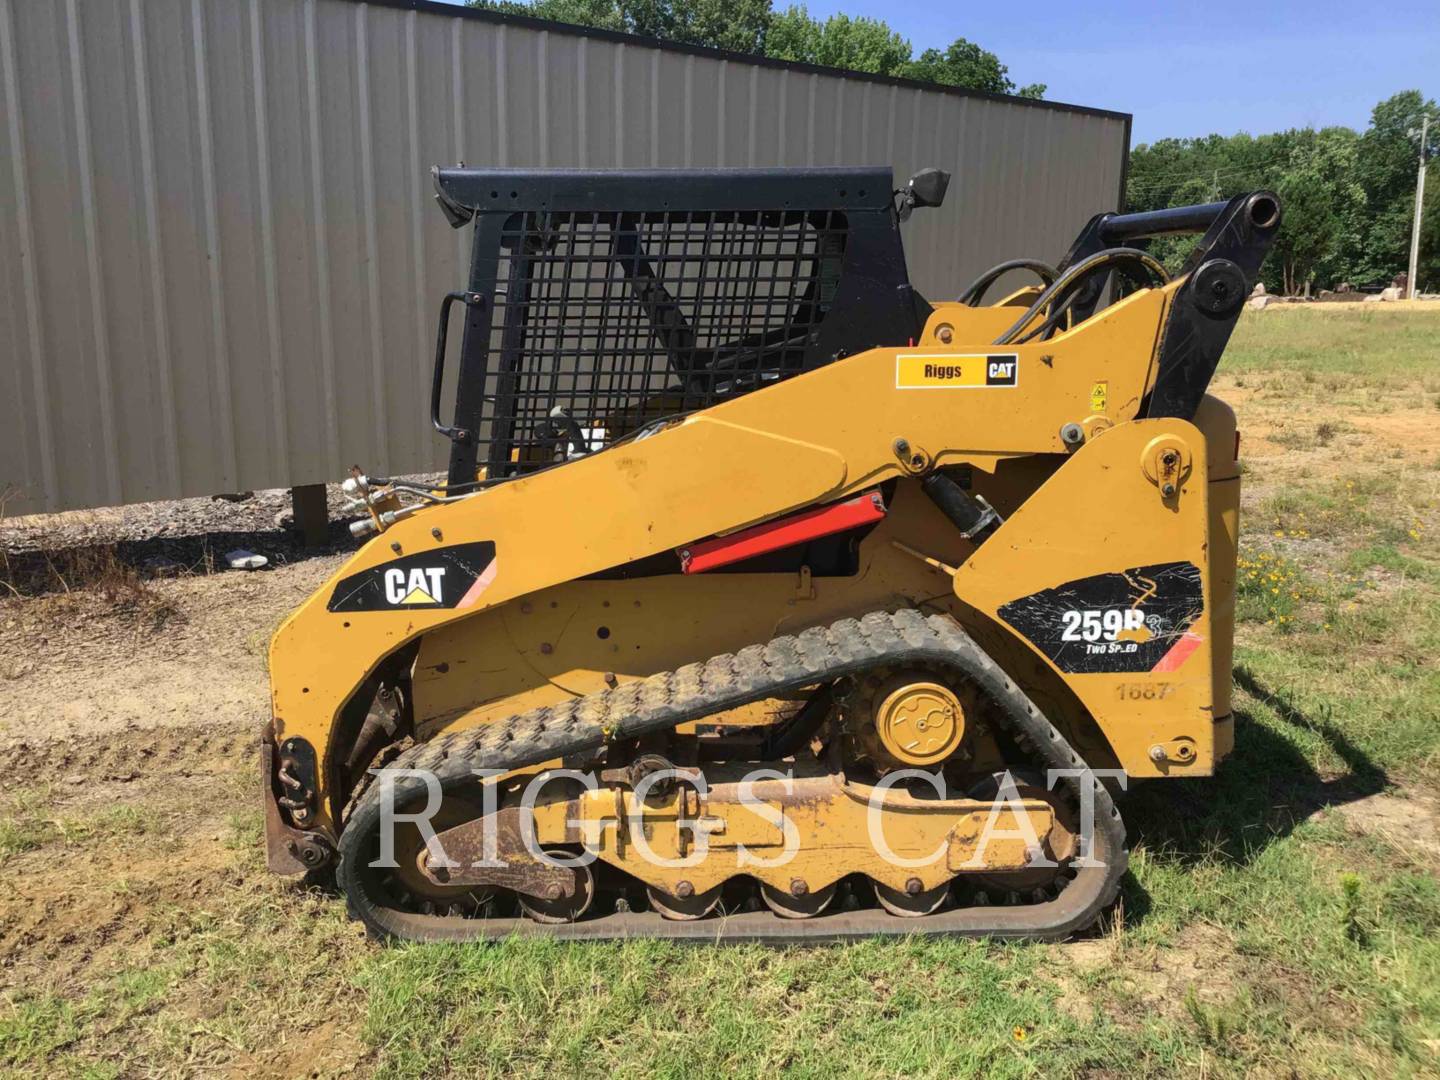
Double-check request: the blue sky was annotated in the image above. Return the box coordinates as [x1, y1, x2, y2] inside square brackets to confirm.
[436, 0, 1438, 145]
[806, 0, 1439, 144]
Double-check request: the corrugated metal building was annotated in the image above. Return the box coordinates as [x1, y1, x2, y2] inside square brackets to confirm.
[0, 0, 1130, 514]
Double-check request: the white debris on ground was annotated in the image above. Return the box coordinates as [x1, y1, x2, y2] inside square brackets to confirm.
[224, 549, 269, 570]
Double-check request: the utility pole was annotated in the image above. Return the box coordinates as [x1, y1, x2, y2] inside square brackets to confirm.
[1408, 113, 1430, 300]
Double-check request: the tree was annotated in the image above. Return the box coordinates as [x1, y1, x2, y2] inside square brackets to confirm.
[1270, 128, 1366, 295]
[475, 0, 627, 33]
[766, 6, 911, 77]
[1125, 91, 1436, 293]
[899, 38, 1042, 97]
[1421, 175, 1440, 289]
[626, 0, 771, 54]
[470, 0, 767, 51]
[1352, 90, 1438, 284]
[468, 0, 1045, 99]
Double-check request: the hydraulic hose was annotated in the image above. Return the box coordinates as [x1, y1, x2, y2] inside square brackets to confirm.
[992, 248, 1169, 346]
[958, 259, 1058, 305]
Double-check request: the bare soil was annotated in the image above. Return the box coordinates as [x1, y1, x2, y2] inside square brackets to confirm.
[0, 555, 343, 758]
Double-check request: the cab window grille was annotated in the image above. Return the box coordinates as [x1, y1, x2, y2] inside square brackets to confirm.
[475, 209, 847, 479]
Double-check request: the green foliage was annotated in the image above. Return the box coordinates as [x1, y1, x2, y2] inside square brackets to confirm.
[1339, 872, 1368, 945]
[479, 0, 626, 34]
[1127, 91, 1439, 293]
[1236, 549, 1312, 631]
[472, 0, 768, 51]
[1182, 986, 1235, 1047]
[901, 37, 1019, 96]
[627, 0, 772, 54]
[1270, 127, 1367, 294]
[766, 6, 911, 77]
[468, 0, 1044, 97]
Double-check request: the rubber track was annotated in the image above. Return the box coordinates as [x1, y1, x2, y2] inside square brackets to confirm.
[338, 610, 1128, 943]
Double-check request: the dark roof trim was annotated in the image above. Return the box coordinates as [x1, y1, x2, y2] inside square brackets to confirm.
[434, 165, 897, 214]
[353, 0, 1132, 125]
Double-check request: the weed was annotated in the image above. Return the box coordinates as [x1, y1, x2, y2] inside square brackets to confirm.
[1182, 986, 1233, 1047]
[0, 817, 45, 860]
[1236, 549, 1312, 630]
[1339, 872, 1369, 945]
[0, 993, 78, 1067]
[224, 811, 263, 851]
[1272, 428, 1312, 448]
[50, 805, 149, 847]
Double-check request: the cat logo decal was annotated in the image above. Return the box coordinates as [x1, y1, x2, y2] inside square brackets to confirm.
[327, 541, 496, 613]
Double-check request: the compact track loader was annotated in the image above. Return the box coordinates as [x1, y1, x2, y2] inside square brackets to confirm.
[263, 166, 1280, 942]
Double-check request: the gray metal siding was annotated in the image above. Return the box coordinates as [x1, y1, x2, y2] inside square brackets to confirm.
[0, 0, 1128, 513]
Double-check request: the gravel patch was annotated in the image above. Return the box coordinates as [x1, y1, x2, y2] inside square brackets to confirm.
[1, 485, 362, 596]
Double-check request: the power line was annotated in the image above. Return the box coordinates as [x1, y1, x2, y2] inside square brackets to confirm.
[1127, 150, 1295, 180]
[1125, 156, 1294, 194]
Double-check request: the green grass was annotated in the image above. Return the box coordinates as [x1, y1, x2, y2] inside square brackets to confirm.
[1226, 305, 1440, 381]
[356, 938, 1158, 1078]
[0, 818, 44, 861]
[3, 306, 1439, 1077]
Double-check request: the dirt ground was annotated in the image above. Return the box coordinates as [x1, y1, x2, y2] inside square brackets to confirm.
[0, 555, 341, 751]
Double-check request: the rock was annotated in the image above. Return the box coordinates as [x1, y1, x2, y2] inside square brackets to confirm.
[63, 774, 85, 785]
[1363, 294, 1383, 303]
[225, 549, 269, 570]
[1380, 286, 1402, 301]
[1248, 295, 1273, 310]
[1250, 282, 1267, 297]
[274, 507, 295, 530]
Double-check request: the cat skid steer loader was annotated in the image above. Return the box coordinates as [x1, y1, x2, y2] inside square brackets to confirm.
[262, 165, 1279, 942]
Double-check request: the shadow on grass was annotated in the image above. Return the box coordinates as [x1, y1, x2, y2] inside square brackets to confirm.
[1117, 664, 1387, 925]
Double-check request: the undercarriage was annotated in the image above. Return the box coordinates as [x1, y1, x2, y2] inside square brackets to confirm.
[335, 612, 1125, 941]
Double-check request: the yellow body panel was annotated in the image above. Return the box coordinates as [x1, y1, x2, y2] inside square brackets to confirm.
[954, 418, 1221, 776]
[508, 765, 1056, 896]
[269, 276, 1242, 836]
